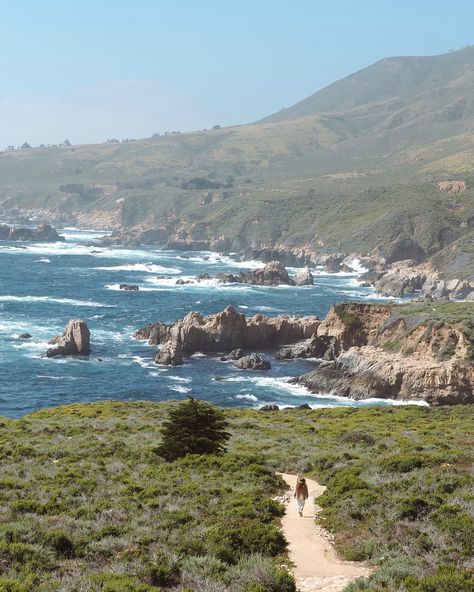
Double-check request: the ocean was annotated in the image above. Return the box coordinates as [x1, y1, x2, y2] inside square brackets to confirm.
[0, 227, 421, 417]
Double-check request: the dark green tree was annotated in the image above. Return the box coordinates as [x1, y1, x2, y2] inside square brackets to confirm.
[156, 397, 231, 461]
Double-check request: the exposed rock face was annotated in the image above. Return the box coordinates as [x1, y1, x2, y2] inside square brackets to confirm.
[236, 261, 293, 286]
[155, 340, 183, 366]
[293, 268, 314, 286]
[242, 246, 313, 267]
[135, 306, 319, 365]
[436, 180, 467, 194]
[220, 348, 245, 361]
[292, 303, 474, 405]
[384, 238, 427, 264]
[234, 353, 271, 370]
[119, 284, 139, 291]
[0, 223, 65, 242]
[46, 320, 90, 357]
[134, 321, 170, 345]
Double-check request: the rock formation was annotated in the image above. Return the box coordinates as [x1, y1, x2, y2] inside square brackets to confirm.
[0, 223, 65, 242]
[293, 268, 314, 286]
[234, 353, 271, 370]
[46, 320, 90, 357]
[291, 303, 474, 405]
[136, 306, 319, 365]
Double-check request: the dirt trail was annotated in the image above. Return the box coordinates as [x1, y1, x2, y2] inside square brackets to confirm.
[278, 473, 371, 592]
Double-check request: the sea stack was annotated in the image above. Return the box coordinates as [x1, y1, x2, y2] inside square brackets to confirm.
[46, 320, 91, 357]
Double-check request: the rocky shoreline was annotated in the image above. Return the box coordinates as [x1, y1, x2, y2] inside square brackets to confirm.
[2, 211, 473, 301]
[136, 302, 474, 405]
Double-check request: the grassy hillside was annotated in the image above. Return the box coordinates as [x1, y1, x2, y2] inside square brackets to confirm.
[0, 402, 472, 591]
[1, 47, 474, 270]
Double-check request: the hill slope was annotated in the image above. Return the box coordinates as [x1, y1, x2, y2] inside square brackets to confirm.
[1, 47, 474, 276]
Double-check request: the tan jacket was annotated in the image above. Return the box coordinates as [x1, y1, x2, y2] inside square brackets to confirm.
[294, 479, 309, 500]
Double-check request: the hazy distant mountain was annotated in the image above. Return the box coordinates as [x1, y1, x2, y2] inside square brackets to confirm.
[1, 46, 473, 278]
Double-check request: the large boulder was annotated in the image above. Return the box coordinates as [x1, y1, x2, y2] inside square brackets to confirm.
[6, 223, 65, 242]
[293, 268, 314, 286]
[46, 320, 90, 357]
[239, 261, 293, 286]
[374, 274, 407, 297]
[155, 340, 183, 365]
[234, 353, 271, 370]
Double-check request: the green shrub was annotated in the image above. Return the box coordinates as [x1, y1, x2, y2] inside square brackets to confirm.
[382, 454, 426, 472]
[44, 529, 75, 558]
[90, 574, 157, 592]
[0, 579, 30, 592]
[398, 496, 442, 520]
[405, 566, 474, 592]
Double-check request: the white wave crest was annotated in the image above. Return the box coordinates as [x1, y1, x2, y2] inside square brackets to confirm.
[94, 263, 182, 274]
[0, 295, 114, 307]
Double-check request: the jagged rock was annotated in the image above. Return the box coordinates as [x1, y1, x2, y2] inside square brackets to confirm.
[196, 273, 212, 281]
[18, 333, 32, 339]
[234, 353, 271, 370]
[134, 321, 170, 345]
[259, 404, 280, 411]
[422, 278, 447, 299]
[293, 268, 314, 286]
[339, 263, 354, 273]
[136, 306, 319, 365]
[238, 261, 293, 286]
[276, 335, 334, 359]
[119, 284, 139, 291]
[175, 279, 194, 285]
[296, 403, 311, 410]
[375, 274, 407, 297]
[216, 272, 239, 283]
[155, 340, 183, 365]
[384, 238, 427, 264]
[46, 320, 90, 357]
[358, 270, 384, 287]
[465, 291, 474, 301]
[245, 246, 313, 267]
[324, 255, 344, 273]
[291, 302, 474, 405]
[220, 348, 245, 361]
[1, 223, 65, 243]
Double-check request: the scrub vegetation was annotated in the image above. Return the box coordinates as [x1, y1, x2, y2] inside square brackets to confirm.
[0, 401, 472, 591]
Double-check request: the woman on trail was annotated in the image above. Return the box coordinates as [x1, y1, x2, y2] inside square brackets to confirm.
[294, 475, 309, 516]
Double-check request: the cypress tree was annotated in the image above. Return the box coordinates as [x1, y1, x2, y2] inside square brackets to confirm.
[156, 397, 231, 461]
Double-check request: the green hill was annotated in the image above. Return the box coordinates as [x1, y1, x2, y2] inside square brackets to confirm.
[0, 401, 472, 591]
[1, 47, 474, 275]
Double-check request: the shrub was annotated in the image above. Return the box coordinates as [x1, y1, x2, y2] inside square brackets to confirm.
[382, 454, 426, 473]
[0, 579, 30, 592]
[341, 430, 375, 445]
[44, 529, 75, 558]
[155, 398, 230, 461]
[90, 574, 157, 592]
[404, 566, 474, 592]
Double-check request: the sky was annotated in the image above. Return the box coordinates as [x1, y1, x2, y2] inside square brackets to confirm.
[1, 0, 473, 147]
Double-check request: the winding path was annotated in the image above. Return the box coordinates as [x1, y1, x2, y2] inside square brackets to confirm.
[278, 473, 371, 592]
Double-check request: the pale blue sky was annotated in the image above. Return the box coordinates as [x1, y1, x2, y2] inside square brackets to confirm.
[1, 0, 473, 146]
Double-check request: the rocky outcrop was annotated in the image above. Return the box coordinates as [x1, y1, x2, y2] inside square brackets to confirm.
[119, 284, 139, 291]
[233, 261, 293, 286]
[46, 320, 90, 357]
[292, 302, 474, 405]
[293, 268, 314, 286]
[220, 348, 245, 361]
[136, 306, 319, 365]
[18, 333, 32, 339]
[234, 353, 271, 370]
[0, 223, 65, 242]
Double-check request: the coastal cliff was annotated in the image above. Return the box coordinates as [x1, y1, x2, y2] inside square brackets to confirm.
[294, 302, 474, 405]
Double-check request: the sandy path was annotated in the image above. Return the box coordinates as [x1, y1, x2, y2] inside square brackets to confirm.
[278, 473, 371, 592]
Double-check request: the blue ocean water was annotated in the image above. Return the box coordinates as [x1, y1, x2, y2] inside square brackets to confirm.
[0, 228, 417, 417]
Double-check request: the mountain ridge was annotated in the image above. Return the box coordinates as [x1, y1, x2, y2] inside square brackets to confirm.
[1, 46, 473, 280]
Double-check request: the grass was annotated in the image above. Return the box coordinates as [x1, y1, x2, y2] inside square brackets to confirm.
[0, 402, 472, 591]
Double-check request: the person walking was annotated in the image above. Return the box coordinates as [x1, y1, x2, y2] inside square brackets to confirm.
[294, 475, 309, 517]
